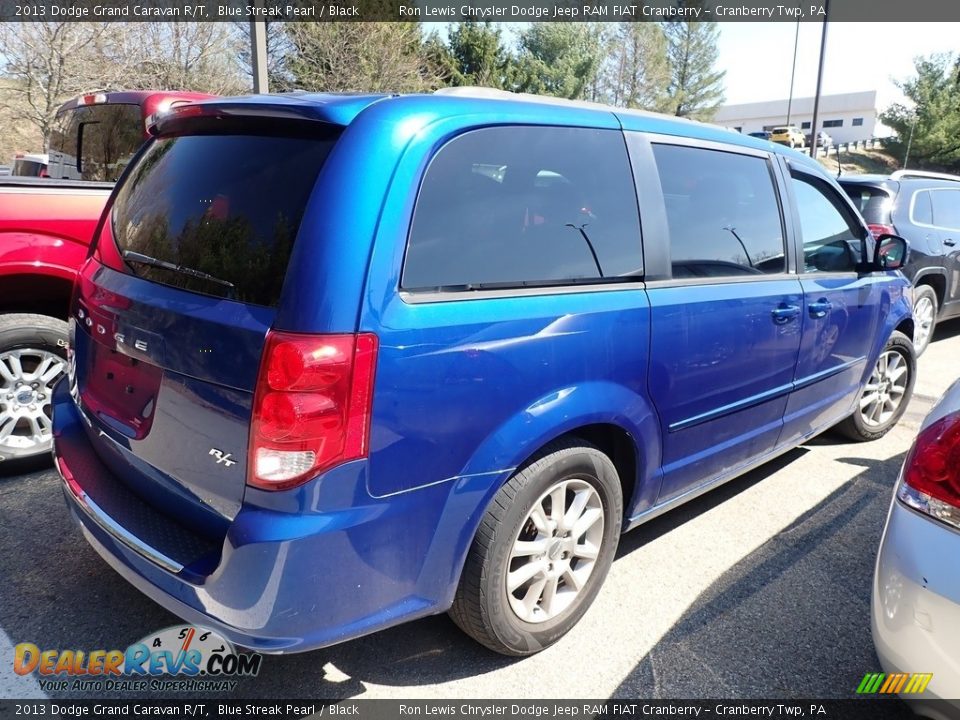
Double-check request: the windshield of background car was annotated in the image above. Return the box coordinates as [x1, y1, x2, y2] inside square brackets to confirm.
[111, 127, 340, 308]
[49, 104, 142, 181]
[12, 159, 45, 177]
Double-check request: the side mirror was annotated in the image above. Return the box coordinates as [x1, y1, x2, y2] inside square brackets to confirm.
[874, 234, 909, 271]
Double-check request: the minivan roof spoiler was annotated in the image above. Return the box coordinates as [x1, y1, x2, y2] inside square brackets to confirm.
[146, 94, 388, 136]
[890, 169, 960, 183]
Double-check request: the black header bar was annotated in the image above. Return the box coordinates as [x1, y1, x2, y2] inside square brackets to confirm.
[1, 0, 959, 22]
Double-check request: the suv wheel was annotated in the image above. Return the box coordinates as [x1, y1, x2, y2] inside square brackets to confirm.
[912, 285, 938, 356]
[836, 330, 916, 442]
[0, 314, 69, 470]
[449, 439, 622, 656]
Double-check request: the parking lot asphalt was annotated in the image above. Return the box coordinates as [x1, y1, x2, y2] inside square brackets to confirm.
[2, 321, 959, 704]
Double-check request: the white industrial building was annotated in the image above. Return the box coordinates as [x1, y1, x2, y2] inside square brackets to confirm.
[714, 91, 880, 144]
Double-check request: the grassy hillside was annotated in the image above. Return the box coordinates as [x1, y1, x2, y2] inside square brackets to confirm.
[816, 146, 901, 177]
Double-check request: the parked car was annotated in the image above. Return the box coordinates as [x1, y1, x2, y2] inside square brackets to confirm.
[748, 131, 772, 141]
[54, 89, 914, 658]
[0, 90, 213, 467]
[840, 170, 960, 355]
[806, 131, 833, 148]
[769, 125, 806, 148]
[11, 153, 48, 178]
[873, 377, 960, 711]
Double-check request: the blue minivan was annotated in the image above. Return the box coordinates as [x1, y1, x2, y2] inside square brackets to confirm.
[53, 89, 915, 656]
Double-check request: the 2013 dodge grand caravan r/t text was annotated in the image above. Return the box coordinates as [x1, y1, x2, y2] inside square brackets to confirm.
[53, 89, 915, 657]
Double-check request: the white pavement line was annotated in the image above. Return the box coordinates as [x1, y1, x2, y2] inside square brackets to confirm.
[0, 628, 46, 699]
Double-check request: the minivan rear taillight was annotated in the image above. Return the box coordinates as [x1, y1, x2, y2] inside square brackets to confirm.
[898, 411, 960, 529]
[249, 331, 378, 491]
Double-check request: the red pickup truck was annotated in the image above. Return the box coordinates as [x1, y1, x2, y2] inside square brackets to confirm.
[0, 90, 212, 467]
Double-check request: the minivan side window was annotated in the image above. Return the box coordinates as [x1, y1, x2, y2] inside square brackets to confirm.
[651, 143, 786, 278]
[791, 172, 863, 273]
[402, 126, 642, 290]
[930, 189, 960, 230]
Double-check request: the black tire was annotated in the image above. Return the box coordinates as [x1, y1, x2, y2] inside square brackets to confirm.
[835, 330, 916, 442]
[0, 313, 69, 472]
[449, 438, 623, 656]
[912, 285, 939, 357]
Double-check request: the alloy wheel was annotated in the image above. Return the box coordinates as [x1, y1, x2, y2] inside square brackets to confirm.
[913, 296, 935, 353]
[859, 349, 910, 428]
[506, 478, 605, 624]
[0, 348, 66, 458]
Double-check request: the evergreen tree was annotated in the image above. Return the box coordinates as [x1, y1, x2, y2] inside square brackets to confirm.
[513, 23, 604, 100]
[440, 21, 515, 89]
[599, 23, 671, 110]
[662, 21, 725, 120]
[881, 53, 960, 170]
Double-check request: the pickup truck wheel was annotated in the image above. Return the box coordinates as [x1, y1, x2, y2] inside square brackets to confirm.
[449, 439, 622, 656]
[912, 285, 938, 356]
[836, 331, 916, 442]
[0, 314, 69, 469]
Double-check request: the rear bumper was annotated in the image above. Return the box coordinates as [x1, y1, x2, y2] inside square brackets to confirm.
[873, 498, 960, 712]
[52, 379, 497, 653]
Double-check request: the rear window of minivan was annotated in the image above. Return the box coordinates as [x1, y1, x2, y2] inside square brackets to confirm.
[111, 128, 339, 308]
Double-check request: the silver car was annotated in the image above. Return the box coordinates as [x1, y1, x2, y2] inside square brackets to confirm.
[874, 377, 960, 715]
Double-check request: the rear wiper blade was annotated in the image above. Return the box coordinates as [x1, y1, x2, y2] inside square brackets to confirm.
[122, 251, 236, 290]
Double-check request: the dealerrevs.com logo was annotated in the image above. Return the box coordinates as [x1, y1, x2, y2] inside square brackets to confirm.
[14, 625, 262, 693]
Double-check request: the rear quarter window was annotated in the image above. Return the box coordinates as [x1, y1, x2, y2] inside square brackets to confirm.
[402, 126, 642, 290]
[911, 190, 934, 226]
[111, 128, 339, 308]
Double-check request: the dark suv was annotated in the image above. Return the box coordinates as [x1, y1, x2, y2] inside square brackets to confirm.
[840, 170, 960, 354]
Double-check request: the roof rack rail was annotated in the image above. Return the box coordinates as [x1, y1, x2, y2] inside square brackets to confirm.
[432, 85, 681, 122]
[890, 169, 960, 183]
[434, 87, 517, 99]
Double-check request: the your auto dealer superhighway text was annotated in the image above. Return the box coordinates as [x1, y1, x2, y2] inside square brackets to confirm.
[32, 705, 335, 717]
